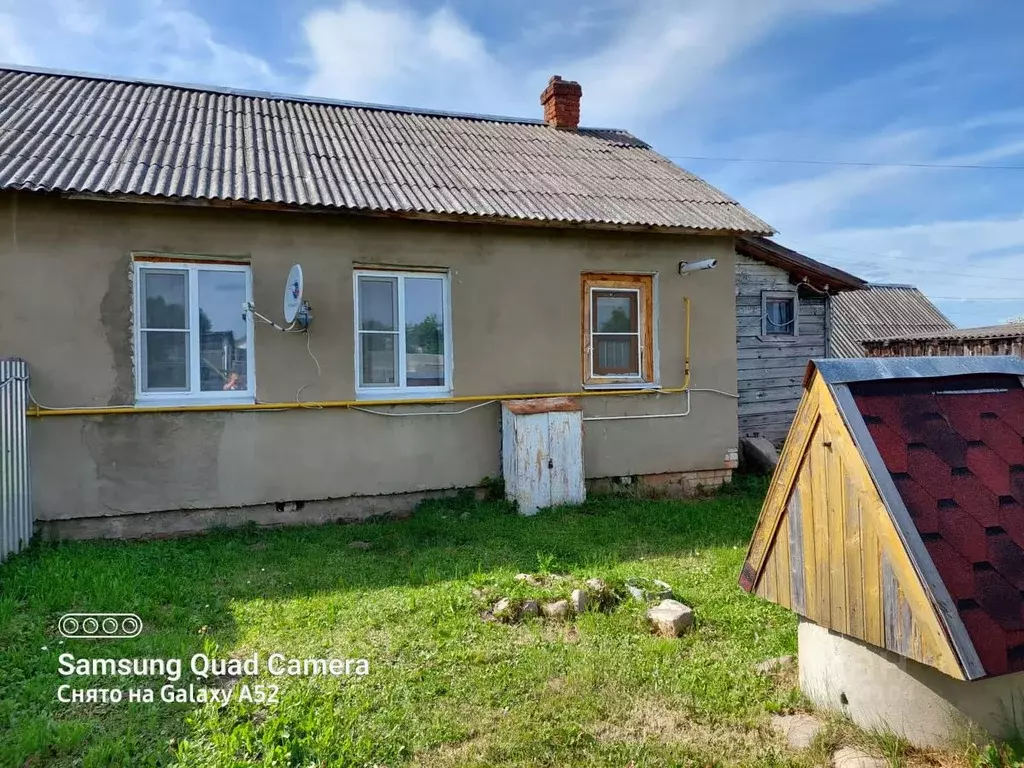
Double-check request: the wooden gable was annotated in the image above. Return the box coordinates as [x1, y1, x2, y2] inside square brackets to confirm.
[740, 369, 967, 680]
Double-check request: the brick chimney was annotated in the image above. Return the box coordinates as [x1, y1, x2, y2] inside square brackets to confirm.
[540, 75, 582, 130]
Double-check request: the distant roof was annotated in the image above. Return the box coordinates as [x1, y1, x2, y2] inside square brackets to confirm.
[0, 65, 773, 234]
[736, 237, 865, 292]
[864, 322, 1024, 345]
[830, 283, 955, 357]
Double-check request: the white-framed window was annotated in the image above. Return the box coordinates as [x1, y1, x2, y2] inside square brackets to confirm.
[581, 272, 656, 386]
[133, 260, 255, 405]
[353, 269, 452, 397]
[761, 291, 798, 337]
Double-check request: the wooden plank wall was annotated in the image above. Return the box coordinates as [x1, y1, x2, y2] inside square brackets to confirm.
[866, 337, 1023, 358]
[751, 375, 966, 679]
[736, 252, 829, 446]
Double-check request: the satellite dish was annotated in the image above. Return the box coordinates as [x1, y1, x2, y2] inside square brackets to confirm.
[283, 264, 304, 324]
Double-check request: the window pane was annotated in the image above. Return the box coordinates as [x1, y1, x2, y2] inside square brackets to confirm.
[594, 291, 637, 332]
[142, 331, 189, 390]
[593, 335, 639, 375]
[360, 333, 398, 386]
[141, 271, 188, 329]
[765, 298, 795, 334]
[197, 270, 249, 392]
[404, 277, 445, 387]
[359, 277, 397, 331]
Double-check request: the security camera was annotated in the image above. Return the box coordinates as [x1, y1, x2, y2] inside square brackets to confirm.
[678, 258, 718, 275]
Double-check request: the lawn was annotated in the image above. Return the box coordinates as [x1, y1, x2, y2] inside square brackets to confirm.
[0, 480, 811, 767]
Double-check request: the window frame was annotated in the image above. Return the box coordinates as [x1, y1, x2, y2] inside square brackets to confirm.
[581, 272, 656, 388]
[352, 268, 453, 399]
[760, 291, 799, 339]
[133, 259, 255, 406]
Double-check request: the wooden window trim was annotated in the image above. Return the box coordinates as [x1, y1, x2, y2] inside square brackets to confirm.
[581, 273, 655, 386]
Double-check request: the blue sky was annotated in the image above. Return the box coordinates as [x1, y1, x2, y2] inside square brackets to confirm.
[2, 0, 1023, 327]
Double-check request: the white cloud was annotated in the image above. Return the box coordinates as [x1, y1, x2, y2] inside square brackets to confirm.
[301, 1, 513, 113]
[0, 12, 34, 64]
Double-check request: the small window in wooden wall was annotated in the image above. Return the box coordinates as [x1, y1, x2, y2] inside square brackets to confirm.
[581, 273, 655, 386]
[761, 292, 798, 337]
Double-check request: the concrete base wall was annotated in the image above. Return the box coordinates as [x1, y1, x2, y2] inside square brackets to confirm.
[36, 469, 736, 541]
[799, 619, 1024, 747]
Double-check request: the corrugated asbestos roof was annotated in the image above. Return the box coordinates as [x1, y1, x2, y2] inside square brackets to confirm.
[829, 284, 955, 358]
[864, 322, 1024, 345]
[0, 66, 773, 234]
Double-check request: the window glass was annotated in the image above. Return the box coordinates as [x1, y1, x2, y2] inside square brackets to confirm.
[198, 270, 248, 392]
[592, 290, 640, 376]
[135, 262, 253, 402]
[355, 271, 450, 393]
[142, 271, 188, 329]
[765, 297, 795, 335]
[404, 277, 445, 388]
[359, 277, 397, 331]
[142, 331, 189, 391]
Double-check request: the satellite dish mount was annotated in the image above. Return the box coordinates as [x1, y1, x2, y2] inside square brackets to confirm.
[242, 263, 312, 332]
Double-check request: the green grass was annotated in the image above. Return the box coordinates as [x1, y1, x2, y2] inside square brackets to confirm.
[1, 479, 811, 767]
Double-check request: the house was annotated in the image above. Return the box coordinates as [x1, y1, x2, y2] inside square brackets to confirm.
[830, 283, 954, 357]
[863, 322, 1024, 358]
[733, 237, 864, 445]
[740, 356, 1024, 746]
[0, 66, 773, 542]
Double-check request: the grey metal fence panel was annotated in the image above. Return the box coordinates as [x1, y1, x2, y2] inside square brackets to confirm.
[0, 358, 31, 562]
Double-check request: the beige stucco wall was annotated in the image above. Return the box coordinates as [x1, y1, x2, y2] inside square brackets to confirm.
[0, 192, 739, 522]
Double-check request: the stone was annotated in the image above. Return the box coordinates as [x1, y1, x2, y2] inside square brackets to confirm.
[770, 713, 823, 750]
[627, 578, 674, 602]
[541, 600, 571, 620]
[740, 436, 780, 475]
[754, 655, 794, 674]
[646, 599, 694, 637]
[514, 573, 541, 586]
[492, 598, 517, 621]
[832, 747, 887, 768]
[584, 578, 606, 592]
[348, 541, 372, 550]
[570, 589, 587, 614]
[521, 599, 539, 618]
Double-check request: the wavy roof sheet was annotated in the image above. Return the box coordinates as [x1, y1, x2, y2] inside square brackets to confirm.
[0, 66, 772, 234]
[830, 284, 955, 358]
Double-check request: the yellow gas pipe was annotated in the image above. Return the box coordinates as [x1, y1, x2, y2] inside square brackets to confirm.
[28, 298, 692, 418]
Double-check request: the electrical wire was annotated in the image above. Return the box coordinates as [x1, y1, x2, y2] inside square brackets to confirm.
[295, 328, 323, 407]
[666, 155, 1024, 171]
[351, 400, 497, 417]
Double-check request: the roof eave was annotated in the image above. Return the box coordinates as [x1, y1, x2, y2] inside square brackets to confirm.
[56, 190, 775, 236]
[737, 236, 866, 292]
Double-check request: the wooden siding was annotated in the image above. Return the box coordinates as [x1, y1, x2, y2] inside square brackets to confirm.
[865, 337, 1024, 358]
[746, 372, 966, 679]
[736, 252, 828, 446]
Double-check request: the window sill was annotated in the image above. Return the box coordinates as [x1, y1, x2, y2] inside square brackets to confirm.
[135, 394, 256, 409]
[757, 335, 800, 343]
[582, 382, 660, 391]
[355, 389, 453, 402]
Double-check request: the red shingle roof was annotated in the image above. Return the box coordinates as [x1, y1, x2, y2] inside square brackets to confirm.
[851, 375, 1024, 676]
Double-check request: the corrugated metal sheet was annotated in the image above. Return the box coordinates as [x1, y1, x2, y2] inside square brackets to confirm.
[830, 284, 954, 358]
[867, 322, 1024, 344]
[0, 358, 31, 562]
[810, 355, 1024, 385]
[0, 66, 773, 234]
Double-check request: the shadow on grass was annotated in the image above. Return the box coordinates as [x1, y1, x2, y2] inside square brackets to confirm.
[0, 477, 770, 766]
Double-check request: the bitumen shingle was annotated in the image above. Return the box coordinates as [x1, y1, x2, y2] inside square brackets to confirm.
[851, 375, 1024, 676]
